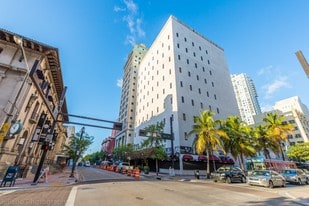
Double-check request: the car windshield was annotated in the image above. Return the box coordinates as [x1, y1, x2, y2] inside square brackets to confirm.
[282, 170, 296, 175]
[217, 167, 230, 172]
[252, 171, 270, 176]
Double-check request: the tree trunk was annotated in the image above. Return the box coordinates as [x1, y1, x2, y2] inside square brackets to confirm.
[155, 158, 158, 176]
[70, 158, 77, 177]
[206, 149, 210, 179]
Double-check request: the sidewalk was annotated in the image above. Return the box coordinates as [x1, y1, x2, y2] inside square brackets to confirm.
[0, 167, 78, 191]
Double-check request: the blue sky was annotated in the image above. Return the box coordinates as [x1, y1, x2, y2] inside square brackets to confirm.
[1, 0, 309, 154]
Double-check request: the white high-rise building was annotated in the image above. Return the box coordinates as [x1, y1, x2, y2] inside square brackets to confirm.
[116, 44, 147, 147]
[231, 73, 261, 125]
[274, 96, 309, 144]
[134, 16, 239, 155]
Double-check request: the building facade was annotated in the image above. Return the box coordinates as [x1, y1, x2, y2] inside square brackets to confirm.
[0, 29, 68, 177]
[133, 16, 239, 155]
[115, 44, 147, 147]
[231, 73, 262, 125]
[273, 96, 309, 144]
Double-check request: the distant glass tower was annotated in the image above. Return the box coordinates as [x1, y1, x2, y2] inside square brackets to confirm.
[231, 73, 262, 125]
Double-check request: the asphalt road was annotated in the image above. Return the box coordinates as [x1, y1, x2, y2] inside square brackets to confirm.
[1, 167, 309, 206]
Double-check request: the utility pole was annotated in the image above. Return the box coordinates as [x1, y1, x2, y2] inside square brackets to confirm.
[170, 115, 175, 169]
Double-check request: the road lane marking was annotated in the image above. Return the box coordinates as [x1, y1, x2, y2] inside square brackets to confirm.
[65, 185, 79, 206]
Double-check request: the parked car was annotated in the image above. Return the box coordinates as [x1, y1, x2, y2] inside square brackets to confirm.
[84, 160, 91, 167]
[247, 170, 285, 188]
[211, 166, 246, 183]
[281, 169, 309, 185]
[118, 162, 133, 171]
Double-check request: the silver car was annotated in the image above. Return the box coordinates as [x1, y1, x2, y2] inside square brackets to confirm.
[247, 170, 285, 188]
[281, 169, 309, 185]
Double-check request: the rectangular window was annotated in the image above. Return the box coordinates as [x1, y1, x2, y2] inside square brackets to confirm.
[192, 42, 194, 46]
[181, 96, 184, 103]
[200, 102, 203, 109]
[183, 113, 186, 121]
[187, 59, 189, 64]
[178, 55, 181, 60]
[177, 43, 180, 48]
[216, 108, 220, 114]
[184, 37, 187, 42]
[197, 75, 199, 80]
[198, 88, 201, 94]
[191, 99, 194, 106]
[180, 81, 183, 87]
[176, 33, 179, 37]
[179, 67, 182, 73]
[193, 52, 196, 57]
[189, 85, 192, 91]
[214, 94, 217, 100]
[188, 71, 191, 77]
[185, 48, 188, 53]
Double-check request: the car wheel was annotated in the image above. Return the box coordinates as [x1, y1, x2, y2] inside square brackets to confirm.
[306, 179, 309, 185]
[213, 179, 217, 182]
[241, 176, 246, 183]
[281, 180, 285, 187]
[226, 177, 232, 184]
[297, 178, 302, 185]
[268, 180, 274, 188]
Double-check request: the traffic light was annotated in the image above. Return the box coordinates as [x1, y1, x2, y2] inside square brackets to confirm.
[113, 122, 122, 131]
[139, 129, 146, 136]
[41, 144, 49, 151]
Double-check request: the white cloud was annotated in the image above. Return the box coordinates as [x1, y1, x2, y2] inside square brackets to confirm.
[124, 0, 138, 14]
[114, 0, 145, 46]
[257, 65, 273, 76]
[114, 6, 125, 12]
[260, 104, 274, 113]
[117, 79, 123, 88]
[262, 76, 291, 99]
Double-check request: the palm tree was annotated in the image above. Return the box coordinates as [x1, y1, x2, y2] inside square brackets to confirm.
[252, 125, 278, 159]
[187, 110, 228, 178]
[221, 116, 255, 171]
[141, 121, 166, 176]
[263, 113, 294, 160]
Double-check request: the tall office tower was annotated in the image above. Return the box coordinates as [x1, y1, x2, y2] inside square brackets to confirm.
[274, 96, 309, 144]
[231, 73, 262, 125]
[134, 16, 239, 155]
[115, 44, 148, 147]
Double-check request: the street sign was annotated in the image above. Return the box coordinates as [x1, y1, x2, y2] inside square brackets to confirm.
[160, 133, 173, 140]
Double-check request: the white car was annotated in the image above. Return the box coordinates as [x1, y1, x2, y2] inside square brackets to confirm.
[84, 161, 91, 167]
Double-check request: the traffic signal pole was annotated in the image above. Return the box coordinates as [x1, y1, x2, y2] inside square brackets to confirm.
[32, 87, 67, 184]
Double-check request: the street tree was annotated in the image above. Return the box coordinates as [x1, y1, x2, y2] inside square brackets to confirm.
[83, 151, 107, 165]
[287, 142, 309, 162]
[187, 110, 228, 178]
[263, 113, 294, 160]
[221, 116, 255, 170]
[112, 144, 133, 162]
[63, 128, 93, 177]
[141, 121, 166, 176]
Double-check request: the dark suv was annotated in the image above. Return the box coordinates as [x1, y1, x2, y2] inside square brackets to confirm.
[211, 166, 246, 183]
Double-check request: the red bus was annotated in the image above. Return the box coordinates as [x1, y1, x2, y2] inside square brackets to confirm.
[246, 157, 296, 173]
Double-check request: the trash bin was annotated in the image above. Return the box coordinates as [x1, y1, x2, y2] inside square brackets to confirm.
[194, 170, 200, 179]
